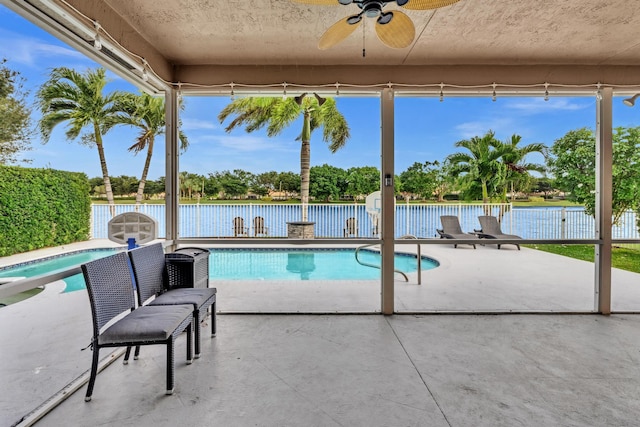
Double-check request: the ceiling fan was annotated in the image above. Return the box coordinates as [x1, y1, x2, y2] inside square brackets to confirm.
[293, 0, 460, 50]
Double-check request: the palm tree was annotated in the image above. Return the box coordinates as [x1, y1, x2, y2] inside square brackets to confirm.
[117, 93, 188, 207]
[446, 131, 508, 203]
[498, 134, 547, 201]
[218, 95, 349, 221]
[37, 67, 125, 215]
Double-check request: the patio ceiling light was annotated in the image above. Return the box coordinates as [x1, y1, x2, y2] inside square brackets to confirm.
[141, 60, 149, 82]
[623, 93, 640, 107]
[544, 83, 549, 101]
[93, 22, 102, 50]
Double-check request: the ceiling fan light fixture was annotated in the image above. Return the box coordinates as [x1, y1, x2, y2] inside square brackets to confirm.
[377, 11, 393, 25]
[306, 0, 459, 51]
[623, 93, 640, 107]
[347, 14, 363, 25]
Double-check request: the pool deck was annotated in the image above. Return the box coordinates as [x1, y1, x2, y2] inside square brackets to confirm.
[2, 239, 640, 426]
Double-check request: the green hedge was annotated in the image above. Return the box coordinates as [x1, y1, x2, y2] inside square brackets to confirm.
[0, 166, 91, 256]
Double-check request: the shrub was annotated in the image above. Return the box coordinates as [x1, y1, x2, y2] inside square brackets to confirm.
[0, 166, 91, 256]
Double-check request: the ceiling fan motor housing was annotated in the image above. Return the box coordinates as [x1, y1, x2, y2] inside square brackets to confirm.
[362, 0, 384, 17]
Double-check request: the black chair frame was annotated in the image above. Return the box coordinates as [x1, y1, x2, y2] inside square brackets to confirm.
[129, 243, 217, 359]
[82, 252, 193, 401]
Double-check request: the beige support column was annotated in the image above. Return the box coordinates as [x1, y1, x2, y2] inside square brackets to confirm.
[595, 88, 612, 314]
[165, 88, 180, 250]
[381, 88, 395, 315]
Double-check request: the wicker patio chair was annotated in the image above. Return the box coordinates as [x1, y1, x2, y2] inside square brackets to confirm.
[475, 215, 522, 250]
[436, 215, 479, 248]
[128, 243, 217, 359]
[81, 252, 193, 401]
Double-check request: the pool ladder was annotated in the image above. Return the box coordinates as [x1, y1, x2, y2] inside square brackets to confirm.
[354, 235, 422, 284]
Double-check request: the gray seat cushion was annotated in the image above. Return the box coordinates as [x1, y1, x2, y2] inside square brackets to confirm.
[149, 288, 217, 309]
[99, 305, 193, 345]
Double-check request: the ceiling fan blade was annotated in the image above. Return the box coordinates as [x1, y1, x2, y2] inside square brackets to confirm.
[319, 17, 362, 50]
[291, 0, 343, 5]
[401, 0, 460, 10]
[375, 11, 415, 49]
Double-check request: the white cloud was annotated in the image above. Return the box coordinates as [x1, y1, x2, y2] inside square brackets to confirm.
[455, 117, 515, 139]
[216, 135, 278, 152]
[181, 118, 217, 131]
[0, 33, 85, 68]
[506, 98, 590, 115]
[190, 134, 297, 153]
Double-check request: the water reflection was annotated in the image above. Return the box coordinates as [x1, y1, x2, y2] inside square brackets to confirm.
[286, 253, 316, 280]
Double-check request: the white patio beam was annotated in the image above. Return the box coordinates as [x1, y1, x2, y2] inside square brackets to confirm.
[595, 88, 613, 314]
[165, 88, 180, 250]
[381, 88, 395, 315]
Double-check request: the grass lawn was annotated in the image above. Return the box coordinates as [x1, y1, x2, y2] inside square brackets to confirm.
[524, 244, 640, 274]
[511, 200, 580, 207]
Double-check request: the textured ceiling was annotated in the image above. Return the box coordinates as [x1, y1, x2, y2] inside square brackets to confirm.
[15, 0, 640, 89]
[99, 0, 640, 66]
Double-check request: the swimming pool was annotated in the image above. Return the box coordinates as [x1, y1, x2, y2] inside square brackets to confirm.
[0, 247, 439, 295]
[209, 248, 439, 280]
[0, 249, 120, 293]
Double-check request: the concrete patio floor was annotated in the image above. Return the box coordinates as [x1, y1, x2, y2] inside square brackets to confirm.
[8, 314, 640, 427]
[208, 241, 640, 313]
[2, 239, 640, 426]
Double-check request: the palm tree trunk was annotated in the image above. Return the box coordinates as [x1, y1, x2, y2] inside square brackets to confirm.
[481, 179, 491, 215]
[135, 137, 154, 210]
[300, 111, 311, 222]
[300, 139, 310, 221]
[481, 180, 489, 204]
[94, 124, 115, 216]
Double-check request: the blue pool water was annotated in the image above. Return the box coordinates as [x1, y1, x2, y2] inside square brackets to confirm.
[0, 249, 119, 293]
[209, 248, 439, 280]
[0, 248, 439, 292]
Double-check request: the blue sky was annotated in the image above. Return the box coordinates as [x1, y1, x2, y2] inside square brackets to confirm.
[1, 6, 638, 181]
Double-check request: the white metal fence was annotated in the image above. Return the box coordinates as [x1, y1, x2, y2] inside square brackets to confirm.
[90, 203, 640, 240]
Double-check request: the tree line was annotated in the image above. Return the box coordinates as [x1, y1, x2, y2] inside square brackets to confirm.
[90, 160, 549, 203]
[3, 60, 640, 223]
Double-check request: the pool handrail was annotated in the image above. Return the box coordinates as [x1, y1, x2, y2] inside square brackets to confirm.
[354, 243, 410, 283]
[398, 234, 422, 285]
